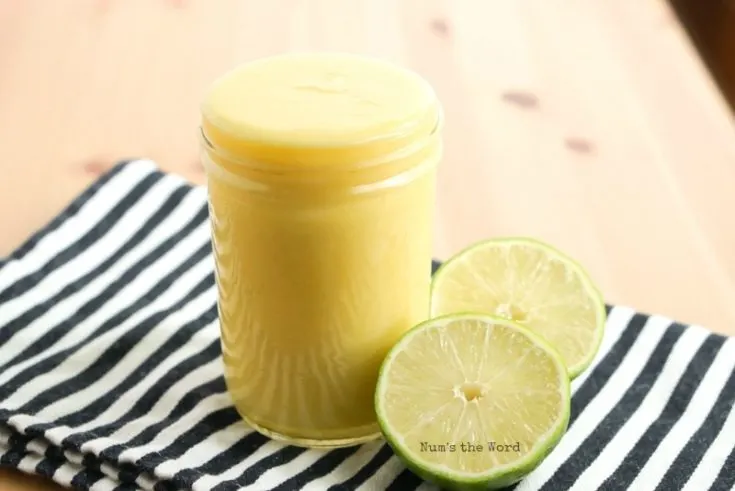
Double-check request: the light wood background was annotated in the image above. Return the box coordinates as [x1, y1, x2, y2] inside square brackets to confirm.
[1, 0, 735, 489]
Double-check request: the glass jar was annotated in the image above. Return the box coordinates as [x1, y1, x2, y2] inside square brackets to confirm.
[200, 53, 442, 448]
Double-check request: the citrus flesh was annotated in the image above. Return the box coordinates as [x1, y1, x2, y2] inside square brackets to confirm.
[431, 238, 606, 379]
[375, 314, 571, 490]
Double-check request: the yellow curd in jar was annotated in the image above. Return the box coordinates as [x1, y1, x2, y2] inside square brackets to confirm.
[200, 52, 442, 447]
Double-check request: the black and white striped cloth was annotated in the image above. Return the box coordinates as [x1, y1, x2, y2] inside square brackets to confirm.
[0, 159, 733, 491]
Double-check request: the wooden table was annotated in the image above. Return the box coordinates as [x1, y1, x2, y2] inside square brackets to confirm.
[1, 1, 734, 489]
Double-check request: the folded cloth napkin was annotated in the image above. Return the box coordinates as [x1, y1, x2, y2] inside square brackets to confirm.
[0, 159, 734, 491]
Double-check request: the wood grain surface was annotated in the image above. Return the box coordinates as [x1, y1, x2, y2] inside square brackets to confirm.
[1, 1, 735, 489]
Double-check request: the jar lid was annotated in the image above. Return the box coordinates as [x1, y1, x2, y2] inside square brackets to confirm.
[201, 53, 440, 169]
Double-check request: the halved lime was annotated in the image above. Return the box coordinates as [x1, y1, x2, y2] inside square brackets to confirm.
[431, 237, 606, 379]
[375, 314, 570, 490]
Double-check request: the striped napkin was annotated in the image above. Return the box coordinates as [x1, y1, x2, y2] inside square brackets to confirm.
[0, 159, 734, 491]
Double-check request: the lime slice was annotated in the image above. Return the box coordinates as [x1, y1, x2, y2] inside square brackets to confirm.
[431, 237, 606, 379]
[375, 314, 570, 490]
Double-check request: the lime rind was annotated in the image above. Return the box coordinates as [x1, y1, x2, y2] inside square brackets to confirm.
[375, 313, 571, 491]
[430, 237, 607, 379]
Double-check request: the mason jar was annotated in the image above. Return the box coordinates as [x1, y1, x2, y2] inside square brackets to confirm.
[200, 53, 442, 448]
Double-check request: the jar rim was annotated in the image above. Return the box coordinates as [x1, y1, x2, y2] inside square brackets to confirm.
[199, 104, 442, 174]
